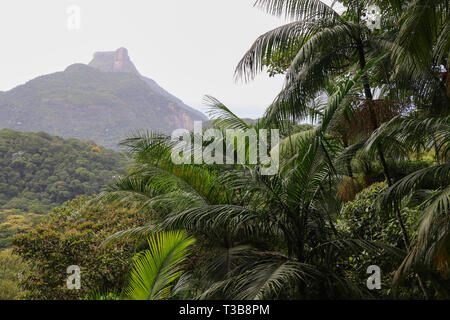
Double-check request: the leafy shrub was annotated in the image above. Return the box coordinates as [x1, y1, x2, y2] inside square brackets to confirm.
[0, 249, 28, 300]
[339, 182, 422, 298]
[0, 210, 43, 249]
[341, 182, 418, 246]
[13, 195, 154, 300]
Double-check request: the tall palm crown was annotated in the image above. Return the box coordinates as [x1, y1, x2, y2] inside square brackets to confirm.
[96, 94, 403, 299]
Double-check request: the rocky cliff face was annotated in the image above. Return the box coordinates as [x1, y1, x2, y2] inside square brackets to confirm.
[90, 48, 140, 74]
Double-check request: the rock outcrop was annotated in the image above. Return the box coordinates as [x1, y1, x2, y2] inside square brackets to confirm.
[90, 47, 140, 74]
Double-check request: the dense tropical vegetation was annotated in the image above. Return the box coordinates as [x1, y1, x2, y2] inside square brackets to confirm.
[0, 129, 126, 248]
[0, 129, 126, 214]
[13, 196, 153, 299]
[0, 249, 28, 300]
[0, 131, 127, 297]
[6, 0, 450, 300]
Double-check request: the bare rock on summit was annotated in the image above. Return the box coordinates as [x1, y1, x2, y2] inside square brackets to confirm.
[90, 47, 140, 74]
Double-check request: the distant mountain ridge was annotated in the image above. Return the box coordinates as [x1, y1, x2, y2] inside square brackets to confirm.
[0, 128, 125, 214]
[0, 48, 207, 149]
[88, 48, 207, 120]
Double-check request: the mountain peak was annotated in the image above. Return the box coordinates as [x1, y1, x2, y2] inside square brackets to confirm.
[88, 48, 208, 121]
[89, 47, 139, 75]
[0, 48, 208, 150]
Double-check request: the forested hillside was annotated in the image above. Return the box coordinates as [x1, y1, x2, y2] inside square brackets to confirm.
[0, 129, 126, 212]
[0, 129, 126, 248]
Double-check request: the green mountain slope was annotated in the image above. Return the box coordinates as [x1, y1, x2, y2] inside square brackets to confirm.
[0, 129, 126, 213]
[0, 129, 127, 248]
[0, 48, 207, 149]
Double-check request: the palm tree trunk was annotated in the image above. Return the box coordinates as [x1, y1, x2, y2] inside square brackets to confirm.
[356, 38, 394, 184]
[355, 37, 428, 299]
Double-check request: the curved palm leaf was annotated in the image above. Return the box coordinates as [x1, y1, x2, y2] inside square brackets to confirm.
[125, 231, 195, 300]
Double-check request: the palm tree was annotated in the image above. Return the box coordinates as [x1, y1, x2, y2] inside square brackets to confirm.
[235, 0, 410, 243]
[367, 0, 450, 297]
[368, 114, 450, 298]
[235, 1, 450, 298]
[389, 0, 450, 112]
[96, 96, 403, 299]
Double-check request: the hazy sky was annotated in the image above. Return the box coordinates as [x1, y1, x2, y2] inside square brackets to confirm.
[0, 0, 342, 119]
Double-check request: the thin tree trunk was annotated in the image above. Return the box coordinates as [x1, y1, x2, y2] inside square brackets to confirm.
[355, 36, 428, 299]
[343, 138, 354, 177]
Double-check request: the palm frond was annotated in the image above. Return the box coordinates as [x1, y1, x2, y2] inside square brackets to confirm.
[235, 19, 322, 81]
[125, 231, 195, 300]
[205, 95, 252, 130]
[254, 0, 341, 21]
[200, 255, 321, 300]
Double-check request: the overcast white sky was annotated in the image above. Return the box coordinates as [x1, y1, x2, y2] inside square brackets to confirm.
[0, 0, 342, 119]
